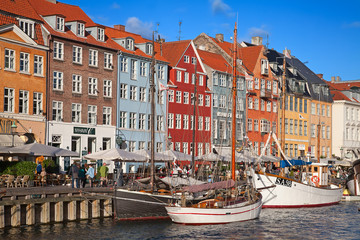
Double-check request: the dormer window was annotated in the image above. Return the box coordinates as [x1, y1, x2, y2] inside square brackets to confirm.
[261, 59, 269, 75]
[126, 38, 134, 50]
[97, 28, 105, 41]
[56, 16, 65, 31]
[146, 43, 153, 55]
[19, 19, 34, 38]
[77, 22, 85, 37]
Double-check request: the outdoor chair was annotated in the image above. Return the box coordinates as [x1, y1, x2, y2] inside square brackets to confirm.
[33, 175, 41, 187]
[14, 176, 22, 187]
[0, 176, 5, 188]
[21, 175, 30, 187]
[57, 174, 65, 185]
[5, 175, 15, 188]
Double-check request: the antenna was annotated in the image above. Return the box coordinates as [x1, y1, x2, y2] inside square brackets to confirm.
[178, 20, 182, 41]
[155, 22, 160, 34]
[266, 34, 269, 49]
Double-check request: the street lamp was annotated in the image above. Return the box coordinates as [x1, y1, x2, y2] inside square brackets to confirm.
[11, 120, 17, 147]
[167, 133, 172, 150]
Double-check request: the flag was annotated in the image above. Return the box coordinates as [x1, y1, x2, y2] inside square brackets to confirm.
[284, 48, 291, 59]
[158, 81, 168, 91]
[299, 114, 304, 119]
[245, 71, 253, 81]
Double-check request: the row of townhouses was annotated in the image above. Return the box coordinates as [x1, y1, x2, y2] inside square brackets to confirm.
[0, 0, 358, 172]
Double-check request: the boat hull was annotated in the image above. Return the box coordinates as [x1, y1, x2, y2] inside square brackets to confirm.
[254, 173, 342, 208]
[114, 189, 172, 220]
[165, 197, 262, 225]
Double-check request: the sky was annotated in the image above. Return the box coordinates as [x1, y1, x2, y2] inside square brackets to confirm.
[61, 0, 360, 81]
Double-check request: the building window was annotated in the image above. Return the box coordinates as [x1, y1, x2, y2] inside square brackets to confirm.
[119, 111, 127, 128]
[129, 141, 136, 152]
[205, 117, 210, 131]
[168, 90, 174, 102]
[138, 113, 146, 130]
[304, 100, 307, 113]
[52, 101, 63, 121]
[72, 74, 82, 93]
[103, 80, 112, 97]
[33, 92, 42, 115]
[56, 16, 64, 31]
[198, 116, 203, 130]
[102, 138, 111, 150]
[140, 61, 147, 76]
[184, 72, 189, 83]
[157, 115, 164, 131]
[156, 142, 163, 153]
[157, 91, 164, 104]
[103, 107, 111, 125]
[97, 28, 105, 41]
[176, 114, 181, 129]
[327, 106, 330, 117]
[129, 112, 136, 129]
[191, 57, 196, 65]
[261, 99, 265, 111]
[261, 59, 269, 75]
[311, 124, 316, 137]
[289, 119, 293, 134]
[20, 52, 30, 73]
[53, 71, 63, 91]
[168, 113, 174, 129]
[102, 52, 113, 69]
[19, 90, 29, 114]
[77, 22, 85, 37]
[130, 86, 137, 101]
[19, 19, 34, 38]
[322, 125, 325, 139]
[183, 142, 188, 154]
[176, 91, 182, 103]
[254, 119, 259, 131]
[131, 59, 137, 79]
[177, 71, 182, 82]
[327, 126, 330, 139]
[71, 103, 81, 123]
[71, 136, 80, 154]
[4, 88, 15, 112]
[126, 38, 134, 50]
[139, 141, 145, 150]
[205, 95, 210, 107]
[53, 41, 64, 60]
[285, 118, 288, 134]
[72, 46, 82, 64]
[146, 44, 153, 55]
[139, 87, 146, 102]
[120, 84, 127, 99]
[157, 65, 165, 80]
[183, 92, 189, 104]
[88, 77, 98, 96]
[184, 55, 189, 63]
[88, 105, 97, 124]
[198, 94, 203, 106]
[267, 101, 271, 112]
[183, 115, 189, 129]
[219, 74, 226, 87]
[294, 120, 298, 135]
[89, 49, 98, 67]
[219, 95, 226, 108]
[199, 75, 204, 86]
[34, 55, 43, 75]
[198, 143, 203, 156]
[273, 81, 278, 94]
[5, 49, 15, 70]
[299, 120, 303, 136]
[220, 120, 227, 139]
[120, 57, 128, 72]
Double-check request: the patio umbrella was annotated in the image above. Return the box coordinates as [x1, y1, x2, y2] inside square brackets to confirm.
[134, 149, 173, 162]
[6, 143, 78, 157]
[160, 150, 194, 161]
[83, 148, 145, 162]
[197, 152, 225, 162]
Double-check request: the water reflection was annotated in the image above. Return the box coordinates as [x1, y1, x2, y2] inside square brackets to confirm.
[1, 202, 359, 240]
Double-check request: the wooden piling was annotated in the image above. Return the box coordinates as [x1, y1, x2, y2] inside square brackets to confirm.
[92, 200, 100, 218]
[11, 205, 20, 227]
[54, 201, 63, 222]
[80, 200, 88, 219]
[68, 200, 76, 221]
[41, 202, 50, 224]
[0, 206, 4, 228]
[26, 204, 35, 225]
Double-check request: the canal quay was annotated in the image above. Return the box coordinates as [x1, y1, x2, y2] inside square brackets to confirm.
[0, 186, 113, 228]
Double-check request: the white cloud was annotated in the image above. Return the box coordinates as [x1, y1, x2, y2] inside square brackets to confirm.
[344, 21, 360, 28]
[248, 26, 270, 37]
[210, 0, 234, 17]
[126, 17, 154, 39]
[111, 2, 120, 9]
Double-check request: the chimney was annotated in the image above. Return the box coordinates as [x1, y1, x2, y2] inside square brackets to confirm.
[336, 76, 341, 82]
[317, 74, 323, 79]
[215, 33, 224, 42]
[331, 76, 335, 83]
[251, 36, 263, 46]
[114, 24, 125, 31]
[46, 0, 57, 3]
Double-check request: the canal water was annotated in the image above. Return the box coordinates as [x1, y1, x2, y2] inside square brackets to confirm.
[1, 202, 359, 240]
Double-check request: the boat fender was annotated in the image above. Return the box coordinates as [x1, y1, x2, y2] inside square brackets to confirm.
[311, 176, 319, 184]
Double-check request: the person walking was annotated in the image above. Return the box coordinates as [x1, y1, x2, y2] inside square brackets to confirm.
[86, 164, 95, 187]
[79, 166, 86, 188]
[99, 163, 109, 187]
[36, 163, 42, 175]
[69, 163, 79, 188]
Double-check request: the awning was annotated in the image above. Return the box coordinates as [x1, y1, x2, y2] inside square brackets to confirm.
[183, 179, 235, 193]
[280, 159, 312, 168]
[0, 135, 24, 147]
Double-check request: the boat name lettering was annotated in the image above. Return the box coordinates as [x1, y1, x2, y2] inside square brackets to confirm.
[275, 178, 292, 187]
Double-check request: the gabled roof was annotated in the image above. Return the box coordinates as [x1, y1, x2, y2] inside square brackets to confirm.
[326, 81, 360, 91]
[331, 90, 351, 101]
[28, 0, 95, 27]
[237, 45, 263, 73]
[0, 0, 42, 21]
[198, 49, 231, 74]
[162, 40, 191, 66]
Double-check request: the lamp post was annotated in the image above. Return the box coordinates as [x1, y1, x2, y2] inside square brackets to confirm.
[11, 120, 17, 147]
[167, 133, 172, 150]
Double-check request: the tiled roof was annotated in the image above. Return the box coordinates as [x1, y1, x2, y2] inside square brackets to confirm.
[0, 14, 18, 25]
[162, 40, 191, 66]
[331, 90, 351, 101]
[209, 36, 244, 60]
[0, 0, 42, 21]
[28, 0, 95, 27]
[326, 80, 360, 91]
[198, 49, 232, 74]
[237, 45, 263, 72]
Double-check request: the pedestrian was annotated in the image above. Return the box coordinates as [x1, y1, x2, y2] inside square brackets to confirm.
[40, 168, 47, 186]
[99, 163, 109, 187]
[79, 166, 86, 188]
[69, 163, 79, 188]
[36, 163, 42, 175]
[86, 164, 95, 187]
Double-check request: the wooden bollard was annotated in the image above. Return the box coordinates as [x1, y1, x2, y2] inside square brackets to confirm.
[11, 205, 20, 227]
[54, 202, 63, 222]
[26, 204, 35, 225]
[103, 199, 112, 217]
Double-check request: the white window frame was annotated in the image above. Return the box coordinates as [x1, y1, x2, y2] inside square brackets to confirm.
[176, 91, 182, 103]
[33, 92, 43, 115]
[157, 65, 165, 80]
[72, 46, 82, 64]
[168, 113, 174, 129]
[5, 49, 15, 71]
[138, 114, 146, 130]
[97, 28, 105, 41]
[103, 107, 111, 125]
[120, 57, 128, 72]
[183, 115, 189, 129]
[71, 103, 81, 123]
[20, 52, 30, 73]
[184, 72, 189, 83]
[56, 16, 64, 31]
[119, 111, 127, 128]
[88, 105, 97, 124]
[19, 90, 29, 114]
[103, 80, 112, 98]
[53, 41, 64, 60]
[205, 95, 210, 107]
[177, 71, 182, 82]
[130, 85, 137, 101]
[72, 74, 82, 94]
[184, 55, 189, 63]
[52, 100, 63, 121]
[88, 77, 98, 96]
[89, 49, 98, 67]
[19, 19, 34, 38]
[183, 92, 189, 104]
[176, 114, 182, 129]
[77, 22, 85, 37]
[120, 84, 127, 99]
[140, 61, 147, 76]
[168, 90, 174, 102]
[131, 59, 137, 80]
[139, 87, 146, 102]
[53, 71, 63, 91]
[34, 55, 43, 76]
[4, 88, 15, 113]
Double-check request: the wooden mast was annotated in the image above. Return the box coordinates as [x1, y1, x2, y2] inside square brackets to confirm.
[280, 52, 287, 160]
[231, 23, 237, 181]
[150, 32, 156, 191]
[191, 58, 198, 178]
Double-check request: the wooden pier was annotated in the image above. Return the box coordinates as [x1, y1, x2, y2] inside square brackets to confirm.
[0, 186, 113, 228]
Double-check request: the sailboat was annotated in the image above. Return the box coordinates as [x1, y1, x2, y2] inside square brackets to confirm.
[252, 50, 343, 208]
[165, 23, 262, 225]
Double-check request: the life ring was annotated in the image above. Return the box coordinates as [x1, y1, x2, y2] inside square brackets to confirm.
[311, 176, 319, 184]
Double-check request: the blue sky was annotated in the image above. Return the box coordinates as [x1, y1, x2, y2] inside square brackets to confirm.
[61, 0, 360, 81]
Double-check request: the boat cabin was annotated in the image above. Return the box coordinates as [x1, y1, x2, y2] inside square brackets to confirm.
[308, 163, 329, 187]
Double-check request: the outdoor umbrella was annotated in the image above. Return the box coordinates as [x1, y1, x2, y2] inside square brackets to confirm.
[197, 152, 225, 162]
[6, 143, 78, 157]
[160, 149, 194, 161]
[134, 149, 173, 162]
[83, 148, 145, 162]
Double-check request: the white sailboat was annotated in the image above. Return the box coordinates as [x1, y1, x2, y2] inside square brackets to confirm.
[165, 23, 262, 225]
